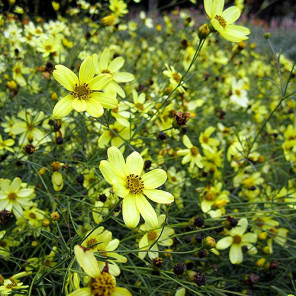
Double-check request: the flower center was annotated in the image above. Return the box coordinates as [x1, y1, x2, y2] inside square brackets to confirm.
[8, 193, 17, 201]
[87, 238, 98, 249]
[45, 45, 53, 51]
[235, 89, 241, 96]
[232, 235, 242, 244]
[71, 83, 92, 100]
[190, 146, 199, 156]
[126, 174, 144, 194]
[135, 103, 144, 111]
[109, 128, 119, 138]
[29, 212, 37, 219]
[172, 72, 181, 83]
[14, 67, 21, 74]
[214, 15, 226, 28]
[147, 230, 158, 241]
[202, 136, 209, 143]
[91, 272, 116, 296]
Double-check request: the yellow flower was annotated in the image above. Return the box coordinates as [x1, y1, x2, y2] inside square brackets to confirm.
[68, 245, 131, 296]
[204, 0, 250, 42]
[0, 178, 35, 218]
[177, 135, 203, 169]
[99, 147, 174, 228]
[216, 218, 257, 264]
[52, 56, 117, 119]
[138, 214, 174, 259]
[109, 0, 128, 17]
[81, 226, 127, 276]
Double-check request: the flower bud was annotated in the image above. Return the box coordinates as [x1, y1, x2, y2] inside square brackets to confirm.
[198, 23, 210, 40]
[202, 236, 216, 249]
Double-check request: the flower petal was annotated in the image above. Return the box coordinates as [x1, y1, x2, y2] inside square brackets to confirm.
[17, 188, 34, 197]
[126, 151, 143, 176]
[99, 160, 123, 185]
[86, 98, 104, 118]
[216, 236, 233, 250]
[142, 169, 167, 189]
[242, 233, 257, 244]
[113, 287, 132, 296]
[136, 194, 158, 228]
[52, 95, 74, 119]
[88, 74, 112, 90]
[144, 189, 174, 204]
[113, 72, 134, 83]
[212, 0, 224, 16]
[10, 177, 22, 192]
[108, 57, 124, 72]
[107, 146, 128, 178]
[79, 56, 95, 84]
[122, 194, 140, 228]
[67, 287, 92, 296]
[72, 98, 87, 112]
[229, 244, 243, 264]
[222, 6, 240, 24]
[90, 92, 118, 109]
[74, 245, 100, 278]
[53, 65, 78, 91]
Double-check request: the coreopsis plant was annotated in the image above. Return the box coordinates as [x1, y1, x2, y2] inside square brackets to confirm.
[52, 56, 117, 119]
[99, 147, 174, 228]
[204, 0, 250, 42]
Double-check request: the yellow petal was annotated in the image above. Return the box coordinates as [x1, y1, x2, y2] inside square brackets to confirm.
[126, 151, 143, 176]
[107, 146, 128, 178]
[72, 98, 87, 112]
[74, 245, 101, 278]
[222, 6, 240, 24]
[88, 74, 112, 90]
[86, 98, 104, 117]
[53, 65, 78, 91]
[136, 194, 158, 228]
[108, 57, 124, 72]
[143, 189, 174, 204]
[53, 95, 74, 119]
[79, 56, 95, 84]
[122, 194, 140, 228]
[90, 92, 118, 109]
[142, 169, 167, 189]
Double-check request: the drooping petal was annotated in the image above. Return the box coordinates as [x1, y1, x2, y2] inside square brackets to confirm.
[52, 95, 74, 119]
[79, 56, 95, 84]
[122, 194, 140, 228]
[72, 98, 87, 112]
[216, 236, 233, 250]
[220, 24, 250, 42]
[229, 244, 243, 264]
[74, 245, 100, 278]
[126, 151, 143, 176]
[86, 98, 104, 118]
[88, 74, 113, 90]
[90, 92, 118, 109]
[107, 146, 128, 178]
[108, 57, 124, 72]
[113, 72, 134, 83]
[222, 6, 240, 24]
[144, 189, 174, 204]
[53, 65, 78, 91]
[106, 81, 125, 98]
[142, 169, 167, 189]
[136, 194, 158, 228]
